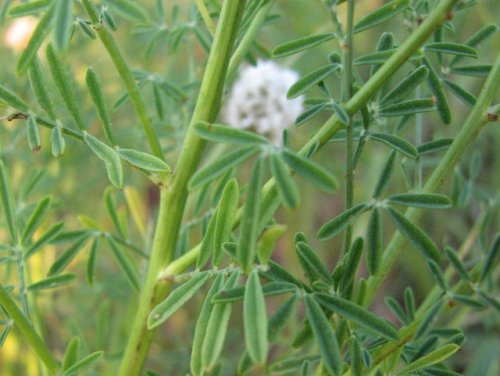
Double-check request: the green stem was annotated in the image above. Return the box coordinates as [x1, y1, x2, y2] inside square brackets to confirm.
[0, 284, 60, 375]
[117, 2, 246, 375]
[226, 0, 274, 84]
[364, 50, 500, 307]
[81, 0, 163, 160]
[342, 0, 355, 254]
[15, 246, 29, 317]
[194, 0, 216, 36]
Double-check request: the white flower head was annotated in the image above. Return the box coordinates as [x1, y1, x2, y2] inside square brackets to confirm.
[4, 17, 37, 51]
[223, 60, 304, 145]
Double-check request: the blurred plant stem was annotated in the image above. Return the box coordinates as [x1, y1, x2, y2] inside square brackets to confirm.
[117, 1, 246, 375]
[342, 0, 355, 254]
[0, 284, 60, 375]
[81, 0, 164, 160]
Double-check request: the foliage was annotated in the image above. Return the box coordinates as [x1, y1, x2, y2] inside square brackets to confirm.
[0, 0, 499, 375]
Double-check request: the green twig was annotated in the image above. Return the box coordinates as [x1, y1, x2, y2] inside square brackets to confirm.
[342, 0, 356, 254]
[0, 284, 60, 375]
[117, 2, 246, 375]
[81, 0, 164, 160]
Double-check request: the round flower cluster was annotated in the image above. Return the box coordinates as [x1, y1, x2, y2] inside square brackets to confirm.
[222, 60, 304, 144]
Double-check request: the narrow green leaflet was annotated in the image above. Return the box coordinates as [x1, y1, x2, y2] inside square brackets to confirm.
[444, 246, 470, 281]
[387, 193, 451, 209]
[378, 98, 436, 117]
[281, 149, 338, 193]
[48, 234, 90, 275]
[379, 66, 429, 106]
[417, 138, 453, 154]
[77, 19, 96, 39]
[212, 282, 297, 303]
[0, 161, 18, 243]
[354, 0, 410, 34]
[21, 195, 52, 244]
[190, 274, 225, 376]
[148, 272, 209, 329]
[51, 125, 65, 157]
[268, 295, 298, 341]
[287, 64, 340, 99]
[238, 157, 264, 273]
[86, 67, 115, 145]
[104, 188, 126, 238]
[257, 224, 287, 264]
[214, 179, 239, 265]
[318, 203, 368, 241]
[0, 85, 29, 112]
[397, 344, 459, 374]
[46, 44, 86, 130]
[84, 132, 124, 189]
[63, 351, 104, 376]
[427, 259, 447, 291]
[366, 208, 382, 275]
[273, 33, 335, 58]
[369, 133, 418, 159]
[194, 121, 268, 145]
[295, 103, 329, 126]
[355, 49, 419, 66]
[86, 237, 98, 286]
[442, 79, 477, 107]
[189, 146, 257, 191]
[8, 0, 50, 17]
[331, 100, 350, 125]
[304, 294, 341, 376]
[270, 152, 300, 208]
[26, 116, 41, 151]
[17, 3, 55, 75]
[62, 336, 80, 371]
[295, 242, 331, 285]
[201, 272, 240, 372]
[315, 293, 398, 340]
[269, 355, 321, 374]
[373, 151, 396, 198]
[450, 64, 492, 77]
[425, 42, 478, 58]
[117, 148, 171, 173]
[244, 270, 268, 365]
[24, 221, 64, 260]
[479, 234, 499, 283]
[340, 238, 364, 291]
[107, 237, 140, 291]
[28, 57, 56, 120]
[197, 210, 216, 269]
[422, 57, 451, 124]
[27, 273, 76, 291]
[385, 206, 441, 262]
[54, 0, 73, 51]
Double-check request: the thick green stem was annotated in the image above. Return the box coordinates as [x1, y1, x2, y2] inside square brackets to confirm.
[117, 2, 246, 375]
[364, 50, 500, 306]
[82, 0, 163, 160]
[0, 284, 60, 375]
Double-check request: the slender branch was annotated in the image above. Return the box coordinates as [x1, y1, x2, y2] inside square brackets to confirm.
[0, 284, 60, 375]
[226, 0, 274, 83]
[364, 50, 500, 306]
[195, 0, 216, 36]
[117, 2, 246, 375]
[342, 0, 356, 254]
[81, 0, 164, 160]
